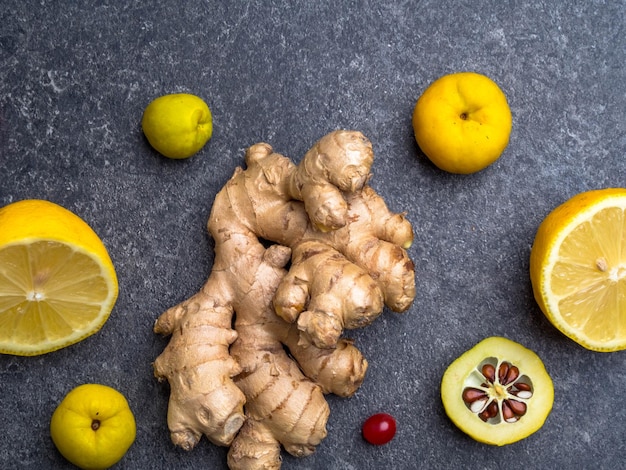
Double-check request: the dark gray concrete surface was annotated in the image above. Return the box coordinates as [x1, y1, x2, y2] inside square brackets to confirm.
[1, 1, 625, 469]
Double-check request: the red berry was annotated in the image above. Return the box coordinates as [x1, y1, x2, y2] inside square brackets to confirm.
[362, 413, 396, 445]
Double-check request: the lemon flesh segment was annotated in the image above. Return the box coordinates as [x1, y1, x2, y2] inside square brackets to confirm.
[531, 189, 626, 352]
[547, 205, 626, 347]
[0, 240, 117, 355]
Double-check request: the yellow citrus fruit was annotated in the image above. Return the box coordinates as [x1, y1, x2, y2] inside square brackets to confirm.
[0, 199, 118, 355]
[141, 93, 213, 159]
[530, 188, 626, 352]
[50, 384, 136, 469]
[441, 337, 553, 446]
[412, 72, 512, 174]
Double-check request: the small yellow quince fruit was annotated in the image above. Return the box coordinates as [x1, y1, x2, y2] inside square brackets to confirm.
[142, 93, 213, 159]
[412, 72, 512, 174]
[50, 384, 136, 469]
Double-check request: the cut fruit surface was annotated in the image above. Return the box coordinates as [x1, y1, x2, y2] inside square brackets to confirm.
[530, 188, 626, 352]
[0, 200, 118, 355]
[441, 337, 553, 446]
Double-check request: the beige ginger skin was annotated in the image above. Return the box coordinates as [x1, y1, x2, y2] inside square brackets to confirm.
[153, 130, 415, 469]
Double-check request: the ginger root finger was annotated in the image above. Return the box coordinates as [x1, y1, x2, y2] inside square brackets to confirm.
[318, 186, 415, 312]
[273, 240, 383, 349]
[229, 329, 330, 468]
[226, 243, 331, 467]
[378, 211, 414, 249]
[153, 292, 245, 447]
[284, 328, 368, 397]
[352, 186, 414, 249]
[227, 420, 282, 470]
[344, 237, 415, 312]
[163, 372, 246, 449]
[231, 352, 329, 462]
[285, 130, 374, 231]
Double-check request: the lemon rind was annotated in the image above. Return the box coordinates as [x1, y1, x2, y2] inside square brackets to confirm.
[538, 193, 626, 352]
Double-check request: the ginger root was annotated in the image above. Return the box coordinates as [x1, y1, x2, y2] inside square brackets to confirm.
[153, 130, 415, 469]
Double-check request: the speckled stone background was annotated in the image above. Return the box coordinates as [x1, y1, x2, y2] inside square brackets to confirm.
[1, 1, 625, 469]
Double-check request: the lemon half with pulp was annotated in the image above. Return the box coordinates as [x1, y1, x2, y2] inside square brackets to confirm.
[0, 199, 118, 355]
[530, 188, 626, 351]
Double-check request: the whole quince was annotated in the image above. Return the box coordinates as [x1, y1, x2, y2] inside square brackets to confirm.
[413, 72, 512, 174]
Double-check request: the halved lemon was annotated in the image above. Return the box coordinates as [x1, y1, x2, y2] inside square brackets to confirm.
[0, 199, 118, 355]
[530, 188, 626, 352]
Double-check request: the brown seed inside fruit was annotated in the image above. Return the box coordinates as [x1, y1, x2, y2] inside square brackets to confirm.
[501, 400, 516, 422]
[481, 363, 496, 382]
[462, 387, 487, 403]
[506, 398, 527, 416]
[498, 362, 510, 383]
[504, 365, 520, 385]
[478, 400, 498, 422]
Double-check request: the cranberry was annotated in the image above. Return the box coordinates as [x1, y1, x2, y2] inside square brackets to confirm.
[362, 413, 396, 445]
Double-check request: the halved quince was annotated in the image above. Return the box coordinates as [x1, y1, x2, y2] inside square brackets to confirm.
[441, 336, 553, 446]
